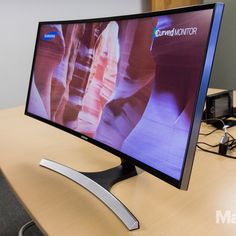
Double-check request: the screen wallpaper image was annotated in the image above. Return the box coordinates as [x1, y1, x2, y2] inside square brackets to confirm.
[27, 9, 213, 180]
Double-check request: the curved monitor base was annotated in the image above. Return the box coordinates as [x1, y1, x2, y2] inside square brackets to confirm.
[39, 158, 140, 230]
[18, 220, 35, 236]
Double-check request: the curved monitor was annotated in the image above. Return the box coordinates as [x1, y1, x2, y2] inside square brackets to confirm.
[25, 3, 224, 190]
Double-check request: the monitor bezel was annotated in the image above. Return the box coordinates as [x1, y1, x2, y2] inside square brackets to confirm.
[25, 3, 224, 190]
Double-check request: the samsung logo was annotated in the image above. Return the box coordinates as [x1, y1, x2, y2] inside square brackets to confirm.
[81, 135, 88, 140]
[43, 31, 58, 41]
[153, 27, 197, 38]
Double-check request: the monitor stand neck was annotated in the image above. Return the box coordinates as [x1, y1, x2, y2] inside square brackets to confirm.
[39, 158, 140, 230]
[82, 158, 137, 191]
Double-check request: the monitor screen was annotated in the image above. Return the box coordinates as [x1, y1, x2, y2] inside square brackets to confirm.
[25, 3, 224, 189]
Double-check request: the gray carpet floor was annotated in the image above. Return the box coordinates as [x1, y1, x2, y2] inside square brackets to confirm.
[0, 171, 43, 236]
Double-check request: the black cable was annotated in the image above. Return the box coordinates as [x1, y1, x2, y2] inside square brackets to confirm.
[199, 117, 236, 158]
[227, 131, 235, 141]
[197, 136, 235, 149]
[199, 128, 218, 136]
[228, 140, 236, 150]
[197, 132, 236, 156]
[226, 132, 236, 150]
[197, 141, 219, 148]
[201, 118, 226, 127]
[199, 129, 236, 148]
[196, 144, 236, 159]
[197, 133, 235, 147]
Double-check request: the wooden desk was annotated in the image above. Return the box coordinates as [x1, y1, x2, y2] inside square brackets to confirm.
[1, 106, 236, 236]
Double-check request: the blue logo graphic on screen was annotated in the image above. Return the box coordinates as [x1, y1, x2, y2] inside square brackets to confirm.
[152, 16, 172, 40]
[43, 32, 58, 41]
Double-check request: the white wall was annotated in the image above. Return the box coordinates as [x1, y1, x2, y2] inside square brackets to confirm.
[0, 0, 146, 109]
[205, 0, 236, 90]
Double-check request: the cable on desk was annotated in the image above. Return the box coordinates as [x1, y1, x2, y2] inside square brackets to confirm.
[197, 141, 220, 148]
[201, 118, 226, 126]
[199, 128, 218, 136]
[196, 144, 236, 159]
[197, 136, 235, 148]
[198, 118, 236, 159]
